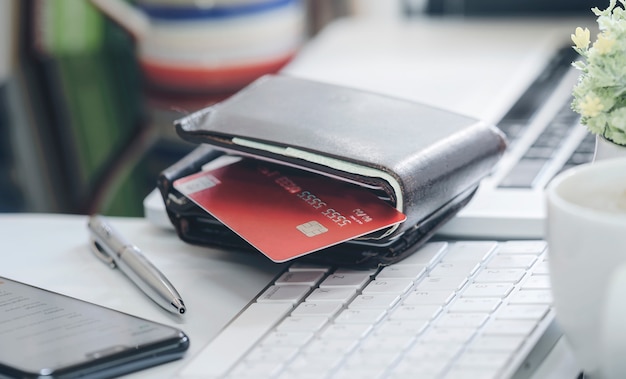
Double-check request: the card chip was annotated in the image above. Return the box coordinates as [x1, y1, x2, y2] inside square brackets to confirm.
[296, 221, 328, 237]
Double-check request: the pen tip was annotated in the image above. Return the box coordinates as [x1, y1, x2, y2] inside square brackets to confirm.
[172, 299, 186, 315]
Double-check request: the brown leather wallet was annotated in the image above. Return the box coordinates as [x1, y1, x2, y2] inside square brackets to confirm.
[158, 75, 507, 267]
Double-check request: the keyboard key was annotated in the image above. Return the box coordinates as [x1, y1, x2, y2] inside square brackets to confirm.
[487, 254, 537, 269]
[319, 272, 372, 288]
[230, 361, 283, 378]
[404, 342, 462, 360]
[245, 345, 299, 363]
[287, 354, 343, 375]
[507, 289, 553, 304]
[496, 304, 550, 320]
[277, 316, 329, 332]
[521, 274, 552, 289]
[349, 293, 401, 309]
[474, 269, 526, 283]
[360, 333, 416, 351]
[304, 338, 358, 355]
[429, 261, 480, 277]
[422, 327, 476, 344]
[275, 270, 326, 286]
[321, 323, 373, 339]
[362, 278, 413, 295]
[344, 351, 401, 370]
[461, 283, 514, 298]
[396, 242, 447, 267]
[335, 308, 387, 324]
[389, 304, 442, 320]
[442, 242, 497, 262]
[403, 289, 455, 305]
[257, 285, 312, 303]
[532, 260, 551, 275]
[374, 318, 429, 336]
[416, 276, 468, 291]
[469, 334, 526, 352]
[291, 301, 343, 317]
[497, 241, 547, 254]
[391, 358, 450, 378]
[260, 330, 315, 347]
[376, 264, 426, 280]
[437, 312, 489, 328]
[447, 298, 501, 313]
[307, 287, 357, 303]
[482, 319, 537, 336]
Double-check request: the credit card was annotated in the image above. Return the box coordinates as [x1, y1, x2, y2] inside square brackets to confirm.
[173, 159, 407, 262]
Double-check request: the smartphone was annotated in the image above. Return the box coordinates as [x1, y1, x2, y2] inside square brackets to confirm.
[0, 276, 189, 379]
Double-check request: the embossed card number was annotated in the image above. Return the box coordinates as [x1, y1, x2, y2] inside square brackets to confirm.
[173, 159, 406, 262]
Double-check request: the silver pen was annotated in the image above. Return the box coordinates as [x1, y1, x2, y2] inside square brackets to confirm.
[87, 215, 186, 315]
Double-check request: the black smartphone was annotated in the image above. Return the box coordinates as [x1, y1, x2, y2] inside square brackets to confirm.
[0, 276, 190, 379]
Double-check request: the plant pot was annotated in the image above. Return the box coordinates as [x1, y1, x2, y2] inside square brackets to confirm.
[594, 134, 626, 162]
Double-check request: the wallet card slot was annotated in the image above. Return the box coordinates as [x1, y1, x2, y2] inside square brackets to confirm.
[201, 142, 399, 210]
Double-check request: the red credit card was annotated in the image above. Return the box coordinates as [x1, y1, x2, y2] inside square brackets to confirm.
[173, 159, 407, 262]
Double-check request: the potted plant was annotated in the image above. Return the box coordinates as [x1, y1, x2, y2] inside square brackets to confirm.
[571, 0, 626, 158]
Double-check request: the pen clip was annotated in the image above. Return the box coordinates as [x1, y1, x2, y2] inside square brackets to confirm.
[90, 239, 117, 269]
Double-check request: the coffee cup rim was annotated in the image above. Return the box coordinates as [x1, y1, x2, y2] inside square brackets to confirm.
[546, 157, 626, 224]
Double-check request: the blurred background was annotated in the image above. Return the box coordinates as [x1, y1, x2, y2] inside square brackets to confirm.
[0, 0, 598, 217]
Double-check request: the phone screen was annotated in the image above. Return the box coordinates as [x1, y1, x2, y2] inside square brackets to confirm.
[0, 276, 189, 378]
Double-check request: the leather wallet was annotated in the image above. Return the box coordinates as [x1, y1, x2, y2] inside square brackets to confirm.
[158, 74, 507, 267]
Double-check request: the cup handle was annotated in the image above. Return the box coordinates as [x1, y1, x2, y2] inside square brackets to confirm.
[601, 263, 626, 379]
[89, 0, 150, 41]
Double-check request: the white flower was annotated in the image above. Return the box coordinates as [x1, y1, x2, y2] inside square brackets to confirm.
[571, 0, 626, 145]
[593, 33, 615, 55]
[578, 94, 604, 117]
[572, 27, 591, 50]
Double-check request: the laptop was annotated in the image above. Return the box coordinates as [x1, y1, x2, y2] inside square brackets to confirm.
[280, 16, 596, 240]
[174, 238, 582, 379]
[145, 16, 596, 240]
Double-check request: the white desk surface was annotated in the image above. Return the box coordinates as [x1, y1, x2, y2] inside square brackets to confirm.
[0, 213, 581, 378]
[0, 213, 284, 378]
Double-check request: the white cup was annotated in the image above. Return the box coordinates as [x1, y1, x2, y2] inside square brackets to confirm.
[546, 157, 626, 379]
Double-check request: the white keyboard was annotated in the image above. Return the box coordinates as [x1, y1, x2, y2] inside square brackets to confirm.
[178, 241, 559, 379]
